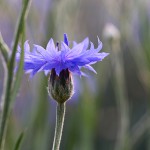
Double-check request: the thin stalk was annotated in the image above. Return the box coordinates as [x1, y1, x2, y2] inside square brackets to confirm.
[110, 39, 130, 150]
[0, 33, 9, 63]
[52, 103, 66, 150]
[0, 0, 31, 149]
[10, 21, 25, 106]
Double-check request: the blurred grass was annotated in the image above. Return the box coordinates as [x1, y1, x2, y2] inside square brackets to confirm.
[0, 0, 31, 149]
[0, 0, 150, 150]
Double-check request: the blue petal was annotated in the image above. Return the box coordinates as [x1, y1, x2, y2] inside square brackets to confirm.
[90, 42, 94, 50]
[42, 62, 57, 70]
[30, 68, 40, 78]
[96, 52, 109, 60]
[64, 33, 69, 46]
[68, 65, 81, 75]
[33, 45, 49, 60]
[55, 62, 68, 75]
[80, 71, 88, 77]
[31, 46, 38, 54]
[73, 41, 77, 47]
[17, 45, 21, 52]
[70, 57, 90, 66]
[66, 42, 84, 59]
[95, 37, 103, 52]
[68, 65, 88, 77]
[82, 37, 89, 50]
[24, 40, 30, 52]
[30, 62, 47, 77]
[61, 42, 70, 53]
[84, 65, 97, 74]
[46, 38, 58, 57]
[18, 34, 109, 77]
[24, 62, 35, 70]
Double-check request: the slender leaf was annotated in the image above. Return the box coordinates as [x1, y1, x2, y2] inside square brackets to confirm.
[13, 131, 25, 150]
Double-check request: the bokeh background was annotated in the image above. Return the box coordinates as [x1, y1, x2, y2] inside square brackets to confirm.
[0, 0, 150, 149]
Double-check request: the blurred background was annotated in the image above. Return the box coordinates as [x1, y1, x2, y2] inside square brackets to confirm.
[0, 0, 150, 149]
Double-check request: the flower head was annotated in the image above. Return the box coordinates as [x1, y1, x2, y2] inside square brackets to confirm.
[17, 33, 109, 77]
[16, 34, 109, 102]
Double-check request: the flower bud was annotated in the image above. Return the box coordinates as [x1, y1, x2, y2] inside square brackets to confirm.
[48, 68, 74, 103]
[103, 23, 120, 41]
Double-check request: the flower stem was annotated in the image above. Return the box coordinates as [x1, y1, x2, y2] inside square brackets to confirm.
[52, 103, 66, 150]
[110, 38, 130, 150]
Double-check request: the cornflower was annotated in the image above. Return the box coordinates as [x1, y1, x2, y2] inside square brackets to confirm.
[16, 33, 109, 150]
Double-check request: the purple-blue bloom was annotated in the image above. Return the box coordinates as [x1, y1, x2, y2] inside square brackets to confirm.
[16, 34, 109, 77]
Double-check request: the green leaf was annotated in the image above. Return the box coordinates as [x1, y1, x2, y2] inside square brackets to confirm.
[13, 130, 25, 150]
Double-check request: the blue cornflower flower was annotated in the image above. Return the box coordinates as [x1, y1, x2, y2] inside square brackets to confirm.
[16, 33, 109, 103]
[17, 33, 109, 77]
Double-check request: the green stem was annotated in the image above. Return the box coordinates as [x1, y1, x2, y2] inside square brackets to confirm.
[52, 103, 66, 150]
[10, 20, 25, 107]
[0, 1, 31, 149]
[0, 33, 9, 64]
[110, 39, 130, 150]
[9, 0, 31, 71]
